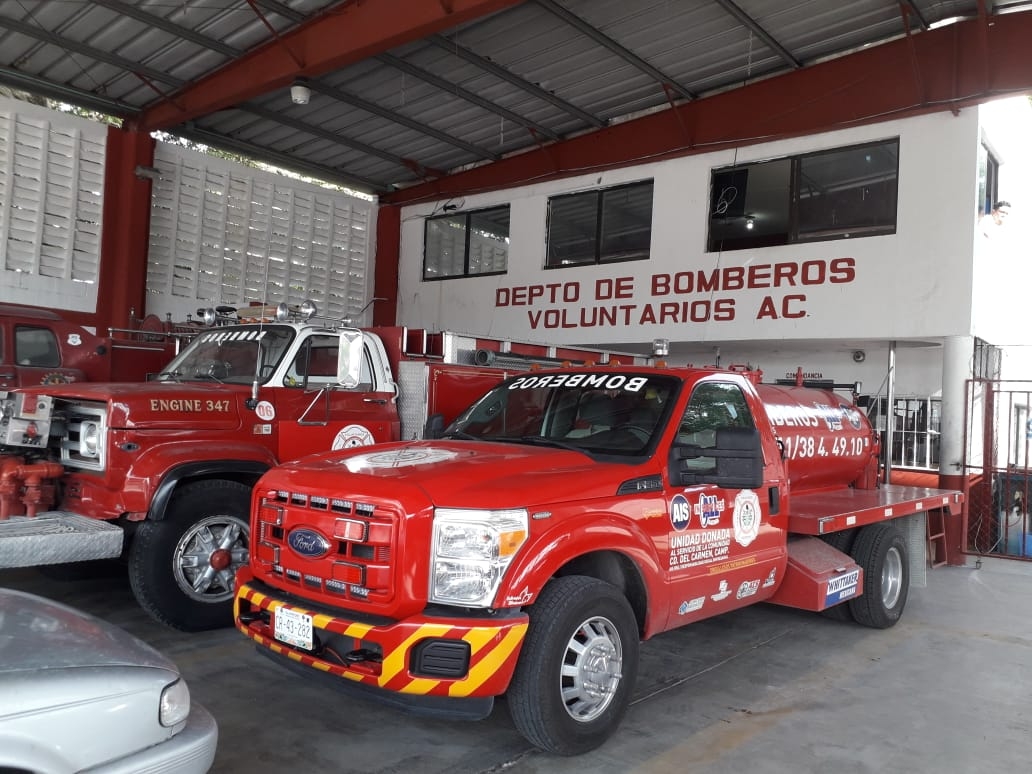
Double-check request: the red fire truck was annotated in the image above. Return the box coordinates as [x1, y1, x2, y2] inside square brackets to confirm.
[0, 302, 638, 631]
[233, 360, 963, 755]
[0, 302, 182, 388]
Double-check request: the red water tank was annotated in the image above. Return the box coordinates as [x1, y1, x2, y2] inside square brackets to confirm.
[755, 383, 880, 494]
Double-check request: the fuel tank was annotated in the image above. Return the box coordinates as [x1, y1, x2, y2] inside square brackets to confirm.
[754, 382, 880, 493]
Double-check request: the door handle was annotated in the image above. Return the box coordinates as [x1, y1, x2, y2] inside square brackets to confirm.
[363, 397, 387, 405]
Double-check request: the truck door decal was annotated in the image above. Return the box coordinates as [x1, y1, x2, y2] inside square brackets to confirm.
[332, 424, 375, 449]
[732, 490, 762, 547]
[668, 495, 733, 572]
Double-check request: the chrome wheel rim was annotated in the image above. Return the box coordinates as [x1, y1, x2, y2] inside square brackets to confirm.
[173, 515, 250, 602]
[560, 615, 624, 723]
[882, 545, 904, 609]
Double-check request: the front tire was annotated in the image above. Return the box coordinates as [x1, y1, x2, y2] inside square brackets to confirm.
[128, 479, 251, 631]
[848, 523, 909, 629]
[507, 575, 639, 756]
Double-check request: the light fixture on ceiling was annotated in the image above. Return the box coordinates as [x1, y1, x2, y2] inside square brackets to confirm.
[290, 79, 311, 105]
[745, 216, 755, 230]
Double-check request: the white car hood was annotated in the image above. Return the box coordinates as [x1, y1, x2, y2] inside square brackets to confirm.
[0, 587, 174, 673]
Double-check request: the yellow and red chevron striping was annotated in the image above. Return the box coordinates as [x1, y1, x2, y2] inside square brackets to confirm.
[235, 582, 527, 698]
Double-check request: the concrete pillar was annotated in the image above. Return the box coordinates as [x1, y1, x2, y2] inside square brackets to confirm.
[939, 335, 974, 564]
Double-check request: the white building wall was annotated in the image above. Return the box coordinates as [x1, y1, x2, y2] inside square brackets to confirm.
[398, 110, 980, 353]
[972, 97, 1032, 348]
[0, 96, 107, 313]
[146, 143, 377, 324]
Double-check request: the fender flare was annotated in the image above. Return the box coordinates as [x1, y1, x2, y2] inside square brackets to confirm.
[501, 512, 664, 631]
[148, 459, 270, 521]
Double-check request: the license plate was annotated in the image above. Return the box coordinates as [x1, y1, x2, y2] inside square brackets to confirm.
[274, 606, 313, 651]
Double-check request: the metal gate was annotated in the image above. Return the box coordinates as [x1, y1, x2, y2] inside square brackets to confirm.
[963, 378, 1032, 560]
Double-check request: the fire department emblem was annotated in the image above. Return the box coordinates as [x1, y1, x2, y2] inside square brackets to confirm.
[66, 333, 81, 346]
[332, 424, 374, 449]
[733, 489, 761, 547]
[342, 447, 458, 471]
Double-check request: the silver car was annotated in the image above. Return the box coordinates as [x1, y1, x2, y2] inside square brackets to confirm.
[0, 587, 218, 773]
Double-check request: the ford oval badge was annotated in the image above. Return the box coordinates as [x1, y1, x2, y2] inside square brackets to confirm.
[287, 527, 331, 559]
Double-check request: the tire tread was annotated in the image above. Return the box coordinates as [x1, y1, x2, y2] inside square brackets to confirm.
[507, 575, 638, 755]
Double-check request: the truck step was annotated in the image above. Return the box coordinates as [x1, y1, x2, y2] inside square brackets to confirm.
[0, 512, 124, 568]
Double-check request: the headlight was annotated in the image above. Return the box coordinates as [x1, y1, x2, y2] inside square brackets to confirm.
[430, 508, 528, 606]
[80, 421, 100, 457]
[159, 679, 191, 727]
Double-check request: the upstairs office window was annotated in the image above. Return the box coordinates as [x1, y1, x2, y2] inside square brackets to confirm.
[708, 139, 899, 252]
[423, 205, 510, 280]
[546, 180, 654, 268]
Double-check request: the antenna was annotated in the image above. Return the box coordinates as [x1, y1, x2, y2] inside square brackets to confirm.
[245, 254, 275, 410]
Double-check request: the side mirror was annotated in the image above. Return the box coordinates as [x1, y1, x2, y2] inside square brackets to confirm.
[670, 426, 764, 489]
[335, 329, 363, 388]
[424, 413, 445, 439]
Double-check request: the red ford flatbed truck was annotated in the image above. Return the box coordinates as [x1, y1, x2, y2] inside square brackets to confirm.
[234, 360, 963, 755]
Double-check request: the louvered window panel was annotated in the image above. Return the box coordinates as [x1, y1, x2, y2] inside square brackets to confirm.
[146, 144, 374, 323]
[0, 100, 105, 292]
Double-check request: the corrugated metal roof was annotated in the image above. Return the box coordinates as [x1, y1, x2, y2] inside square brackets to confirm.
[0, 0, 1029, 195]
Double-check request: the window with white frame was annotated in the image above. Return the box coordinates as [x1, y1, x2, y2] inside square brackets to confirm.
[864, 394, 941, 470]
[708, 138, 899, 252]
[423, 205, 510, 280]
[545, 180, 654, 268]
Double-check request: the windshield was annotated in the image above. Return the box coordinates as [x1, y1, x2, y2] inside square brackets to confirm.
[446, 371, 679, 458]
[158, 325, 296, 384]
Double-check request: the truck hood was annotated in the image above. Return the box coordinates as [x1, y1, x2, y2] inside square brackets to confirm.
[18, 381, 246, 430]
[270, 440, 648, 509]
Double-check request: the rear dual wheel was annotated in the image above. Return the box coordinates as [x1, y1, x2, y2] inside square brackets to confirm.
[847, 523, 909, 629]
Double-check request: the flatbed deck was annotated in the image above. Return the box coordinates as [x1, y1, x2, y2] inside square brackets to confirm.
[787, 484, 963, 535]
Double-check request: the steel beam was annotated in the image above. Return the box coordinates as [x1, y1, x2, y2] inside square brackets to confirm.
[534, 0, 695, 100]
[428, 34, 605, 128]
[712, 0, 801, 69]
[135, 0, 527, 132]
[382, 11, 1032, 206]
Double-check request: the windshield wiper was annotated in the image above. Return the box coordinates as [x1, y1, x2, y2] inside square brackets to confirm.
[516, 435, 589, 455]
[190, 373, 225, 384]
[441, 430, 478, 440]
[156, 370, 181, 382]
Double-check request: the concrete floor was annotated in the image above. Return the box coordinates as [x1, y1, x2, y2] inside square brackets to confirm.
[3, 556, 1030, 774]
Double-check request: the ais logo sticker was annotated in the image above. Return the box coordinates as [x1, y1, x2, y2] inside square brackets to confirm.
[670, 494, 691, 531]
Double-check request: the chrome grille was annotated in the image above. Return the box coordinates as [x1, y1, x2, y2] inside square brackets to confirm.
[56, 401, 107, 472]
[258, 489, 395, 602]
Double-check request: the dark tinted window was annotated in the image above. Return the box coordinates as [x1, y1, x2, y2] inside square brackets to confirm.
[424, 205, 510, 280]
[708, 139, 899, 252]
[547, 181, 653, 268]
[15, 326, 60, 368]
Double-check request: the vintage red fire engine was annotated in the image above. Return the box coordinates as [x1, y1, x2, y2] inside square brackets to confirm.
[233, 360, 963, 755]
[1, 302, 182, 388]
[0, 302, 621, 630]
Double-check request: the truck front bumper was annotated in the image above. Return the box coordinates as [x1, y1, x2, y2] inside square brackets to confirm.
[234, 573, 529, 719]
